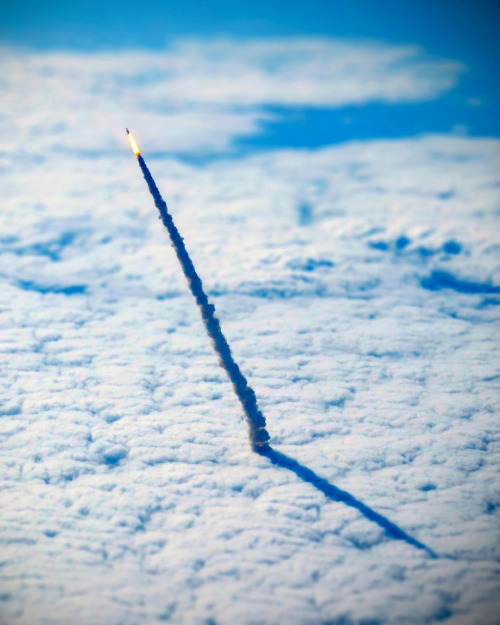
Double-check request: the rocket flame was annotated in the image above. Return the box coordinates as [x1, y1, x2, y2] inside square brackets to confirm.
[127, 131, 140, 156]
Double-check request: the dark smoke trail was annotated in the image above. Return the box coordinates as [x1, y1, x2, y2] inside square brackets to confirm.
[136, 154, 270, 450]
[132, 140, 435, 557]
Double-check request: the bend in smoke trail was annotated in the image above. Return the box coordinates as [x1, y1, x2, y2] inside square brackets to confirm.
[257, 446, 437, 558]
[137, 154, 270, 450]
[134, 147, 433, 556]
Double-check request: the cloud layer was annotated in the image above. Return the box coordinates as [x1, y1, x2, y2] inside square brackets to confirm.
[2, 132, 499, 624]
[1, 36, 499, 625]
[1, 37, 463, 154]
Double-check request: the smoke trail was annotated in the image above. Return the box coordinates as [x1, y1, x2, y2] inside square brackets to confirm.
[137, 155, 270, 450]
[132, 141, 434, 556]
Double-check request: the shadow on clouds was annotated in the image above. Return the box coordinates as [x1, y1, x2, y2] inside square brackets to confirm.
[135, 149, 436, 558]
[257, 445, 437, 558]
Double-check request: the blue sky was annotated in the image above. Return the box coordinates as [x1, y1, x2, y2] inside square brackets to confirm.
[1, 0, 498, 62]
[1, 0, 499, 150]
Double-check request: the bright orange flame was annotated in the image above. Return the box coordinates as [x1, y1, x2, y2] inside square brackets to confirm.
[128, 132, 140, 155]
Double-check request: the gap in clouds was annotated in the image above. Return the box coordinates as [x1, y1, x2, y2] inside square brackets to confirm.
[235, 95, 500, 154]
[0, 37, 475, 160]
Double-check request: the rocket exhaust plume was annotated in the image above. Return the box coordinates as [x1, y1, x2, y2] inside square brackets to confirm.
[127, 130, 436, 556]
[126, 128, 140, 156]
[127, 130, 270, 450]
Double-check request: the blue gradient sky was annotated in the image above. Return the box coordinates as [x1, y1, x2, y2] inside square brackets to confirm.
[1, 0, 499, 151]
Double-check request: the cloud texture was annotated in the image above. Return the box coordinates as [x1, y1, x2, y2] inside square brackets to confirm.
[0, 37, 499, 625]
[1, 37, 463, 154]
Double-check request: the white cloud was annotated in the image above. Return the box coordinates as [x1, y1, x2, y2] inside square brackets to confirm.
[1, 132, 500, 624]
[0, 36, 499, 625]
[0, 37, 463, 155]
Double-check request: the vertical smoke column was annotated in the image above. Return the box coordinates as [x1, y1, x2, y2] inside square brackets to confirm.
[127, 130, 270, 450]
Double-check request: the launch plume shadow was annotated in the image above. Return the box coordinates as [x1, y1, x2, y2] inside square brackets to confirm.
[257, 446, 437, 558]
[133, 143, 434, 557]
